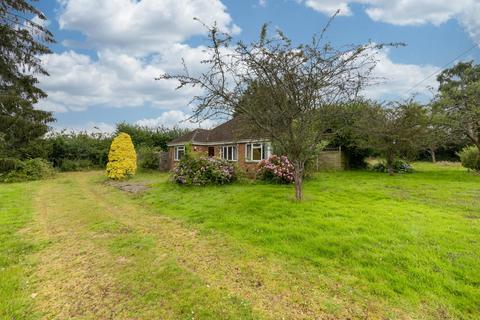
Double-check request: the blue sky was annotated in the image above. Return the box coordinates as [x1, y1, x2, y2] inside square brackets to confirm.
[35, 0, 480, 132]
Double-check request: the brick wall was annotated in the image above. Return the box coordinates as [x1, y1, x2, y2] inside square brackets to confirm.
[168, 145, 345, 172]
[237, 143, 258, 176]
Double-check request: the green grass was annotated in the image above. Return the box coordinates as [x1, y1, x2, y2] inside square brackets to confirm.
[1, 163, 479, 319]
[140, 162, 480, 318]
[0, 182, 37, 319]
[2, 172, 261, 319]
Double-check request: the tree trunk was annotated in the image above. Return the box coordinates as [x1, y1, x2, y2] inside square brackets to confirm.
[476, 142, 480, 173]
[386, 154, 394, 176]
[293, 160, 305, 201]
[429, 149, 436, 163]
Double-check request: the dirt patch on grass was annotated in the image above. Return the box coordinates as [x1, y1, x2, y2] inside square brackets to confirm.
[104, 181, 150, 194]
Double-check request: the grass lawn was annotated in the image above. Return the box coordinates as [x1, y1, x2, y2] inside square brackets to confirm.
[0, 182, 38, 319]
[0, 162, 479, 319]
[139, 162, 480, 318]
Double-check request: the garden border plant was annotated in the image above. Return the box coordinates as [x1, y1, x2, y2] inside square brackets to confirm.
[256, 155, 295, 184]
[0, 158, 55, 183]
[370, 158, 413, 174]
[457, 146, 480, 172]
[172, 145, 238, 186]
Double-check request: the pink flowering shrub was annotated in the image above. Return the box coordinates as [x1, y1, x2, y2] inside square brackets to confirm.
[173, 156, 237, 185]
[256, 155, 295, 184]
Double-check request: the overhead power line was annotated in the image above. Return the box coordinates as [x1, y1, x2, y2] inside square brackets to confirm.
[404, 43, 479, 96]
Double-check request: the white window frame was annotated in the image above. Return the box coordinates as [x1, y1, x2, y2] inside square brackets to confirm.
[221, 145, 237, 161]
[245, 142, 270, 162]
[174, 145, 185, 161]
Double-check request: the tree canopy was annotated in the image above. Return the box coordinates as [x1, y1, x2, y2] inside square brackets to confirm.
[0, 0, 55, 158]
[354, 101, 427, 174]
[435, 61, 480, 151]
[159, 17, 396, 199]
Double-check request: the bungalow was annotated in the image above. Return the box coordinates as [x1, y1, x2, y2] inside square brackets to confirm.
[166, 117, 346, 172]
[166, 117, 271, 174]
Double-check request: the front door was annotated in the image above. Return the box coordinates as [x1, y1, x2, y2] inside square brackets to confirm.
[208, 147, 215, 157]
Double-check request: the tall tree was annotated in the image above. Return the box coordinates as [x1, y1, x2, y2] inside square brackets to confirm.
[0, 0, 55, 157]
[159, 18, 392, 200]
[421, 103, 454, 163]
[355, 101, 427, 174]
[435, 61, 480, 152]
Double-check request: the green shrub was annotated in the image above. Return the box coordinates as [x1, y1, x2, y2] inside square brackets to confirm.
[0, 158, 22, 173]
[138, 146, 160, 170]
[0, 158, 55, 183]
[256, 155, 295, 183]
[173, 156, 237, 185]
[371, 159, 413, 173]
[457, 146, 480, 171]
[59, 159, 94, 172]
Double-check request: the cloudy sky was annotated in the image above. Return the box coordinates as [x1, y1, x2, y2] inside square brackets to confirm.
[35, 0, 480, 133]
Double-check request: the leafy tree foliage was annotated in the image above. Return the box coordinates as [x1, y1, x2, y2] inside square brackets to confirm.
[324, 100, 374, 168]
[159, 17, 394, 199]
[435, 61, 480, 151]
[421, 104, 449, 163]
[0, 0, 55, 158]
[355, 101, 427, 174]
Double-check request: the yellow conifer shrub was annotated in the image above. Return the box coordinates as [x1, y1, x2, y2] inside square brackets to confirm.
[106, 132, 137, 180]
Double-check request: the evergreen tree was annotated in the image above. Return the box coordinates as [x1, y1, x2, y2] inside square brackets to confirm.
[106, 133, 137, 180]
[0, 0, 55, 158]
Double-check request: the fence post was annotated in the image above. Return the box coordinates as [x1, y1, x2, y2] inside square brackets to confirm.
[338, 146, 341, 169]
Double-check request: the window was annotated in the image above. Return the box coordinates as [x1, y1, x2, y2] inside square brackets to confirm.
[246, 142, 270, 161]
[221, 145, 237, 161]
[174, 145, 185, 161]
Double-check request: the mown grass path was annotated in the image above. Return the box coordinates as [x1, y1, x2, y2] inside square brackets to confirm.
[28, 172, 262, 319]
[27, 172, 376, 319]
[3, 164, 479, 319]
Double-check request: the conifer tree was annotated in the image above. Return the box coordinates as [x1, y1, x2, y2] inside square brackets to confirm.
[0, 0, 55, 157]
[106, 133, 137, 180]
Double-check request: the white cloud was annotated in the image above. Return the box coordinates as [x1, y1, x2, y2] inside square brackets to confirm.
[37, 0, 238, 121]
[300, 0, 480, 45]
[37, 41, 439, 115]
[31, 15, 51, 28]
[57, 0, 240, 55]
[135, 110, 217, 129]
[36, 0, 452, 133]
[302, 0, 356, 16]
[458, 3, 480, 46]
[363, 48, 439, 101]
[364, 1, 471, 26]
[37, 45, 209, 112]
